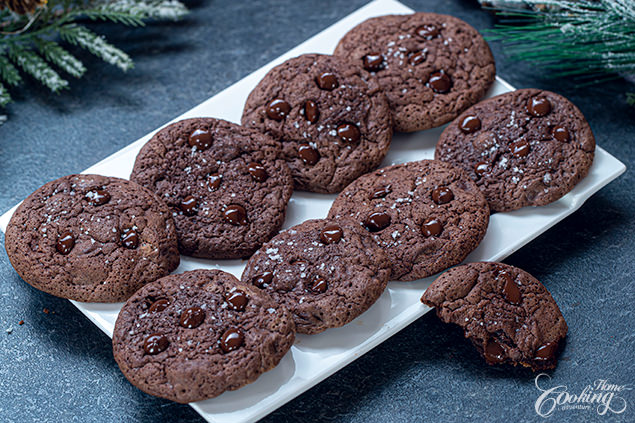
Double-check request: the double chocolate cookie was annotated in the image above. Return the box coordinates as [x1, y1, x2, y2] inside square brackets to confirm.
[435, 89, 595, 212]
[4, 174, 180, 302]
[241, 53, 393, 193]
[241, 218, 391, 334]
[328, 160, 489, 281]
[421, 262, 568, 371]
[130, 117, 294, 259]
[112, 269, 295, 403]
[334, 12, 496, 132]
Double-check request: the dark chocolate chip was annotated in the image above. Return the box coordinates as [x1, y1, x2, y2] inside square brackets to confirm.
[431, 187, 454, 204]
[428, 71, 451, 93]
[253, 271, 273, 288]
[364, 211, 391, 232]
[415, 24, 439, 39]
[248, 162, 268, 182]
[363, 53, 384, 72]
[143, 333, 169, 355]
[475, 161, 490, 177]
[527, 96, 551, 117]
[500, 271, 521, 304]
[85, 189, 111, 206]
[189, 129, 212, 151]
[180, 195, 198, 216]
[421, 218, 442, 237]
[207, 173, 222, 190]
[121, 228, 139, 249]
[534, 342, 558, 361]
[511, 139, 530, 158]
[408, 50, 426, 66]
[223, 204, 248, 226]
[298, 143, 319, 165]
[337, 123, 361, 144]
[316, 72, 338, 90]
[370, 185, 392, 199]
[219, 327, 244, 353]
[320, 224, 343, 244]
[304, 100, 319, 124]
[310, 277, 328, 293]
[484, 339, 505, 363]
[56, 231, 75, 255]
[551, 126, 570, 142]
[148, 298, 170, 313]
[266, 99, 291, 121]
[459, 115, 481, 134]
[179, 306, 205, 329]
[224, 289, 249, 311]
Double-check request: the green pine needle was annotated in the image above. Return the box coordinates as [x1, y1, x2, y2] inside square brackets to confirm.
[0, 81, 11, 107]
[485, 0, 635, 80]
[0, 54, 23, 86]
[35, 38, 86, 78]
[8, 45, 69, 92]
[60, 24, 133, 71]
[627, 93, 635, 106]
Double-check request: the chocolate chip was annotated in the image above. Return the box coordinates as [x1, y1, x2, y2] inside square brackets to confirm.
[224, 204, 248, 226]
[179, 306, 205, 329]
[500, 271, 521, 304]
[148, 298, 170, 313]
[189, 129, 212, 151]
[248, 162, 268, 182]
[266, 99, 291, 121]
[364, 211, 391, 232]
[428, 71, 451, 93]
[219, 327, 244, 353]
[363, 53, 384, 72]
[534, 342, 558, 361]
[298, 143, 319, 165]
[459, 115, 481, 134]
[511, 139, 530, 158]
[310, 277, 328, 293]
[320, 224, 343, 244]
[551, 126, 570, 142]
[431, 187, 454, 204]
[207, 173, 222, 190]
[144, 333, 169, 355]
[484, 339, 505, 363]
[304, 100, 319, 123]
[527, 96, 551, 117]
[408, 50, 426, 66]
[370, 185, 392, 199]
[316, 72, 338, 90]
[180, 195, 198, 216]
[224, 289, 249, 311]
[421, 218, 442, 237]
[415, 24, 439, 39]
[475, 161, 490, 177]
[253, 271, 273, 288]
[337, 123, 361, 144]
[85, 189, 110, 206]
[56, 231, 75, 255]
[121, 228, 139, 249]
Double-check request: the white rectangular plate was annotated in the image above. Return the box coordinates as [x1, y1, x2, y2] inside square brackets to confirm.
[0, 0, 626, 422]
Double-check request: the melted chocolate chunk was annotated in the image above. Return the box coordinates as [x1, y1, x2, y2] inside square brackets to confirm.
[408, 50, 426, 66]
[252, 271, 273, 288]
[298, 143, 319, 165]
[266, 99, 291, 121]
[224, 289, 249, 311]
[304, 100, 319, 124]
[248, 162, 268, 182]
[431, 187, 454, 204]
[219, 327, 244, 353]
[415, 24, 439, 39]
[319, 224, 343, 244]
[144, 333, 169, 355]
[148, 298, 170, 313]
[316, 72, 338, 90]
[428, 71, 451, 93]
[370, 185, 392, 199]
[475, 161, 490, 177]
[310, 277, 328, 293]
[56, 231, 75, 255]
[180, 195, 198, 216]
[485, 339, 505, 363]
[527, 96, 551, 117]
[363, 53, 384, 72]
[224, 204, 248, 226]
[85, 189, 111, 206]
[459, 115, 481, 134]
[207, 173, 222, 190]
[551, 126, 570, 142]
[421, 218, 442, 237]
[534, 342, 558, 361]
[189, 129, 212, 151]
[179, 306, 205, 329]
[500, 271, 521, 304]
[511, 139, 530, 158]
[364, 211, 391, 232]
[337, 123, 361, 144]
[121, 228, 139, 249]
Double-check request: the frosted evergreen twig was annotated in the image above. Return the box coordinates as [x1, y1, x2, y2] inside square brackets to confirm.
[35, 38, 86, 78]
[8, 45, 69, 91]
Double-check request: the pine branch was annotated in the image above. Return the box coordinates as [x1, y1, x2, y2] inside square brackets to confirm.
[627, 93, 635, 106]
[59, 24, 133, 71]
[0, 53, 22, 86]
[0, 81, 11, 106]
[8, 44, 69, 92]
[35, 38, 86, 78]
[78, 1, 189, 25]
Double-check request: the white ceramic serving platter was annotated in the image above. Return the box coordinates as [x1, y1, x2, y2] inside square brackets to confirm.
[0, 0, 626, 421]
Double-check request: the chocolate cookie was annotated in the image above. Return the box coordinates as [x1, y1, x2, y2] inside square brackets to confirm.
[241, 53, 393, 193]
[130, 117, 294, 259]
[421, 262, 568, 371]
[328, 160, 489, 281]
[241, 218, 391, 334]
[435, 89, 595, 212]
[112, 269, 295, 403]
[334, 13, 496, 132]
[4, 174, 180, 302]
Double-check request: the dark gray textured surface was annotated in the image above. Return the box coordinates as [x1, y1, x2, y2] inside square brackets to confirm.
[0, 0, 633, 421]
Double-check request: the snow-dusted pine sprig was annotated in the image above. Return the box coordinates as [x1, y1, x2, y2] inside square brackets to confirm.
[0, 0, 188, 108]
